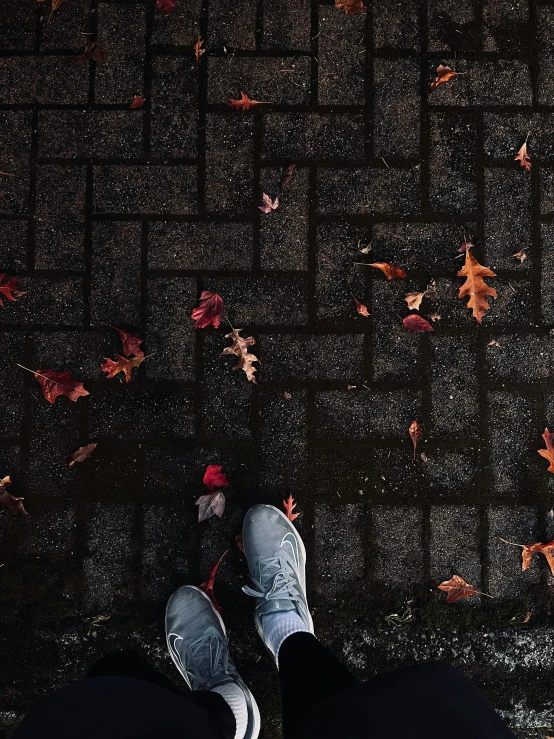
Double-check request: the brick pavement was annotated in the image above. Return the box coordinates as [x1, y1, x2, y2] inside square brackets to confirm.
[1, 0, 554, 736]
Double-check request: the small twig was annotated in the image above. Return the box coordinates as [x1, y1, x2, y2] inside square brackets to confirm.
[0, 171, 15, 177]
[381, 157, 390, 169]
[497, 536, 524, 548]
[224, 315, 234, 330]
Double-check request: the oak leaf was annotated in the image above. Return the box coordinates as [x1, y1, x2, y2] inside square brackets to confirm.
[104, 324, 144, 357]
[203, 464, 230, 491]
[499, 536, 554, 577]
[259, 193, 279, 213]
[0, 274, 25, 306]
[280, 164, 296, 190]
[191, 291, 223, 329]
[430, 64, 458, 90]
[403, 314, 434, 332]
[193, 35, 206, 63]
[199, 551, 227, 614]
[457, 250, 497, 323]
[32, 368, 89, 404]
[438, 575, 489, 603]
[222, 329, 259, 383]
[0, 476, 27, 514]
[283, 494, 299, 522]
[514, 141, 531, 171]
[101, 354, 145, 383]
[156, 0, 175, 12]
[538, 428, 554, 473]
[129, 95, 146, 109]
[196, 491, 226, 522]
[368, 262, 407, 280]
[354, 298, 369, 317]
[69, 443, 97, 467]
[228, 92, 269, 111]
[409, 421, 421, 460]
[334, 0, 366, 15]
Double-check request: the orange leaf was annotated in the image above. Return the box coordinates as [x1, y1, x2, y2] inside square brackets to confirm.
[101, 354, 145, 383]
[33, 368, 89, 404]
[368, 262, 407, 280]
[538, 428, 554, 473]
[69, 443, 97, 467]
[227, 92, 270, 111]
[129, 95, 146, 109]
[353, 298, 369, 317]
[282, 494, 299, 522]
[438, 575, 489, 603]
[430, 64, 458, 90]
[514, 141, 531, 171]
[408, 421, 421, 460]
[191, 291, 223, 329]
[457, 249, 497, 323]
[499, 536, 554, 577]
[0, 476, 27, 514]
[199, 550, 227, 614]
[222, 329, 259, 383]
[334, 0, 366, 14]
[193, 35, 206, 63]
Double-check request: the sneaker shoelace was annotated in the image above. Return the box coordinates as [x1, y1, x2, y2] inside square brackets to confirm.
[242, 550, 309, 622]
[170, 627, 233, 691]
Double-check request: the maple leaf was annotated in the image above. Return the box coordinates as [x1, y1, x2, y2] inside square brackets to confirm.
[101, 354, 145, 383]
[69, 443, 97, 467]
[512, 250, 527, 263]
[199, 550, 227, 614]
[222, 329, 259, 383]
[403, 315, 434, 332]
[368, 262, 407, 280]
[438, 575, 490, 603]
[0, 274, 25, 307]
[538, 428, 554, 473]
[498, 536, 554, 577]
[353, 298, 369, 317]
[196, 491, 226, 522]
[0, 476, 27, 514]
[156, 0, 175, 13]
[514, 140, 531, 171]
[334, 0, 366, 15]
[193, 35, 206, 63]
[430, 64, 458, 90]
[280, 164, 296, 190]
[259, 193, 279, 214]
[457, 249, 497, 323]
[203, 464, 230, 491]
[228, 92, 269, 111]
[29, 368, 89, 404]
[104, 324, 144, 357]
[191, 291, 223, 329]
[283, 494, 299, 522]
[408, 421, 421, 461]
[129, 95, 146, 109]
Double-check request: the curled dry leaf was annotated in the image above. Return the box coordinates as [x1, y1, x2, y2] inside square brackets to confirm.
[498, 536, 554, 577]
[334, 0, 366, 15]
[203, 465, 230, 491]
[280, 164, 296, 190]
[353, 298, 370, 317]
[0, 274, 25, 307]
[283, 391, 292, 400]
[191, 291, 223, 329]
[488, 339, 501, 347]
[104, 324, 144, 357]
[512, 250, 527, 263]
[368, 262, 407, 280]
[457, 249, 497, 323]
[0, 476, 27, 514]
[430, 64, 458, 90]
[222, 329, 259, 383]
[196, 491, 226, 522]
[408, 421, 421, 460]
[235, 533, 245, 554]
[457, 239, 474, 253]
[228, 92, 269, 111]
[259, 193, 279, 214]
[101, 354, 145, 383]
[30, 368, 89, 404]
[514, 141, 531, 171]
[403, 314, 434, 332]
[283, 494, 300, 522]
[199, 551, 227, 614]
[156, 0, 175, 13]
[69, 443, 97, 467]
[129, 95, 146, 109]
[193, 35, 206, 63]
[538, 428, 554, 473]
[438, 575, 490, 603]
[427, 313, 441, 322]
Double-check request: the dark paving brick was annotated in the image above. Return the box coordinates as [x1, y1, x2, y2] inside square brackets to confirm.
[374, 59, 420, 159]
[429, 112, 477, 214]
[32, 330, 106, 382]
[261, 0, 311, 50]
[41, 0, 90, 50]
[430, 506, 481, 590]
[205, 114, 253, 215]
[317, 167, 420, 214]
[0, 112, 32, 215]
[316, 223, 366, 321]
[488, 507, 540, 600]
[151, 0, 201, 45]
[0, 0, 37, 50]
[261, 333, 364, 381]
[0, 333, 26, 437]
[484, 113, 554, 159]
[430, 336, 479, 437]
[318, 9, 365, 105]
[428, 60, 532, 106]
[23, 506, 77, 557]
[0, 277, 84, 326]
[263, 114, 365, 161]
[541, 224, 554, 325]
[373, 0, 420, 49]
[485, 168, 531, 271]
[428, 0, 478, 52]
[485, 335, 554, 383]
[151, 57, 197, 159]
[208, 0, 257, 50]
[314, 503, 364, 598]
[0, 220, 28, 270]
[372, 506, 423, 586]
[483, 0, 529, 54]
[208, 57, 310, 105]
[0, 57, 89, 104]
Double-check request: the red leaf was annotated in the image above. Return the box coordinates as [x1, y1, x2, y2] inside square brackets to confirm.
[438, 575, 486, 603]
[0, 273, 25, 307]
[457, 239, 474, 253]
[156, 0, 175, 12]
[101, 354, 145, 383]
[191, 291, 223, 329]
[34, 369, 89, 405]
[408, 421, 421, 460]
[353, 298, 369, 317]
[199, 550, 227, 614]
[196, 491, 226, 522]
[282, 494, 299, 522]
[203, 464, 230, 491]
[368, 262, 407, 280]
[515, 141, 531, 171]
[0, 476, 27, 514]
[130, 95, 146, 109]
[104, 324, 144, 358]
[69, 443, 97, 467]
[403, 314, 434, 332]
[228, 92, 269, 111]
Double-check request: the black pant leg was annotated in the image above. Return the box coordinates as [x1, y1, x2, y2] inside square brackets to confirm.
[278, 632, 359, 736]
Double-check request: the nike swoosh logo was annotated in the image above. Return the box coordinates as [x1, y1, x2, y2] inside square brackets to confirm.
[281, 532, 299, 566]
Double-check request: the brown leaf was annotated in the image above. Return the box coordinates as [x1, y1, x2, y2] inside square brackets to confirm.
[280, 164, 296, 190]
[228, 92, 269, 111]
[403, 314, 434, 332]
[353, 298, 370, 317]
[191, 291, 223, 329]
[259, 193, 279, 214]
[512, 250, 527, 263]
[0, 476, 27, 514]
[438, 575, 488, 603]
[499, 536, 554, 577]
[538, 428, 554, 473]
[104, 324, 144, 357]
[283, 391, 292, 400]
[430, 64, 458, 90]
[457, 249, 497, 323]
[222, 328, 259, 383]
[0, 273, 25, 307]
[408, 421, 421, 461]
[427, 313, 441, 322]
[193, 35, 206, 63]
[52, 0, 69, 11]
[199, 551, 227, 614]
[32, 368, 89, 404]
[404, 292, 425, 311]
[69, 443, 97, 467]
[129, 95, 146, 109]
[334, 0, 366, 15]
[514, 141, 531, 171]
[196, 491, 226, 522]
[488, 339, 501, 347]
[283, 494, 300, 521]
[368, 262, 407, 280]
[101, 354, 145, 383]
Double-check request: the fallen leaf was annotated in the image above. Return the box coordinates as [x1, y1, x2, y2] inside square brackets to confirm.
[193, 35, 206, 63]
[457, 239, 474, 253]
[235, 534, 245, 554]
[488, 339, 501, 347]
[438, 575, 489, 603]
[69, 443, 97, 467]
[203, 465, 230, 491]
[457, 249, 497, 323]
[499, 536, 554, 577]
[538, 428, 554, 473]
[156, 0, 175, 13]
[283, 494, 300, 521]
[191, 291, 223, 329]
[196, 491, 226, 522]
[129, 95, 146, 109]
[51, 0, 69, 11]
[228, 92, 269, 111]
[259, 193, 279, 214]
[430, 64, 458, 90]
[347, 384, 356, 390]
[0, 274, 25, 307]
[420, 452, 428, 462]
[284, 391, 292, 400]
[353, 298, 370, 317]
[31, 368, 89, 404]
[404, 292, 425, 311]
[408, 421, 421, 460]
[403, 314, 434, 332]
[104, 324, 144, 358]
[334, 0, 366, 15]
[514, 141, 531, 171]
[280, 164, 296, 190]
[222, 328, 259, 383]
[199, 551, 227, 614]
[101, 354, 145, 383]
[512, 250, 527, 263]
[0, 476, 27, 514]
[368, 262, 407, 280]
[427, 313, 441, 322]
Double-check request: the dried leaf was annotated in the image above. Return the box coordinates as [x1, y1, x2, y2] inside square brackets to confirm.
[280, 164, 296, 190]
[196, 491, 226, 522]
[156, 0, 175, 13]
[430, 64, 458, 90]
[69, 443, 97, 467]
[228, 92, 269, 111]
[0, 476, 27, 514]
[199, 551, 227, 614]
[104, 324, 144, 357]
[499, 536, 554, 577]
[283, 391, 292, 400]
[101, 354, 145, 383]
[353, 298, 370, 317]
[427, 313, 441, 322]
[368, 262, 407, 280]
[538, 428, 554, 473]
[283, 494, 300, 521]
[403, 314, 434, 332]
[191, 291, 223, 329]
[488, 339, 501, 347]
[438, 575, 487, 603]
[33, 368, 89, 404]
[203, 465, 230, 491]
[235, 534, 245, 554]
[259, 193, 279, 214]
[52, 0, 69, 11]
[129, 95, 146, 109]
[457, 249, 497, 323]
[222, 328, 259, 383]
[514, 141, 531, 171]
[457, 239, 474, 253]
[409, 421, 421, 461]
[512, 250, 527, 263]
[193, 35, 206, 63]
[334, 0, 366, 15]
[0, 274, 25, 307]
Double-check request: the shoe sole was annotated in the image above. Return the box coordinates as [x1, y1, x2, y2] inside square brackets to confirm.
[165, 585, 261, 739]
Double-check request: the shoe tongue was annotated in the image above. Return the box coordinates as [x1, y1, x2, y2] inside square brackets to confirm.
[258, 599, 297, 616]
